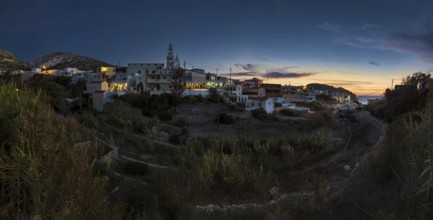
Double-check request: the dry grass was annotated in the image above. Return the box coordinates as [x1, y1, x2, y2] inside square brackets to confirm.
[0, 84, 123, 219]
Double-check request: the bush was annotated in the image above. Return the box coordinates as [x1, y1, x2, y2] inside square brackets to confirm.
[169, 128, 189, 145]
[182, 95, 204, 104]
[132, 118, 148, 133]
[368, 104, 433, 218]
[74, 110, 100, 129]
[280, 108, 298, 117]
[103, 101, 143, 130]
[177, 137, 273, 199]
[296, 129, 330, 151]
[207, 88, 223, 103]
[252, 108, 268, 120]
[121, 161, 151, 175]
[157, 111, 173, 121]
[174, 116, 189, 128]
[216, 112, 236, 124]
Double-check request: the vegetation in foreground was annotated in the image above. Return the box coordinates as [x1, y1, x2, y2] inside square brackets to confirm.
[8, 71, 433, 219]
[0, 84, 122, 219]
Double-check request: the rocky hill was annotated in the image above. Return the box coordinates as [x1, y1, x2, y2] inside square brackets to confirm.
[0, 49, 29, 71]
[307, 83, 356, 98]
[29, 52, 113, 71]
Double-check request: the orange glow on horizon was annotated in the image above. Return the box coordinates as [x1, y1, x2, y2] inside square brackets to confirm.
[228, 69, 409, 96]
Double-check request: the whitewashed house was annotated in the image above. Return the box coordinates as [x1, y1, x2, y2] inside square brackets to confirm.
[85, 80, 109, 94]
[223, 84, 248, 104]
[236, 97, 275, 114]
[92, 91, 126, 112]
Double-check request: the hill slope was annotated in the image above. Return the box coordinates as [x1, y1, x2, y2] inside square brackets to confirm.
[29, 52, 113, 70]
[307, 83, 356, 98]
[0, 49, 29, 71]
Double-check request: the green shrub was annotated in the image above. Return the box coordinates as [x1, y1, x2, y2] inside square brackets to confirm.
[296, 129, 330, 151]
[132, 118, 148, 134]
[157, 111, 173, 121]
[173, 116, 189, 128]
[169, 128, 189, 145]
[207, 88, 223, 103]
[280, 142, 294, 160]
[103, 101, 142, 130]
[74, 110, 100, 129]
[177, 137, 272, 199]
[138, 138, 155, 153]
[216, 112, 236, 124]
[122, 161, 151, 175]
[252, 108, 268, 120]
[280, 108, 298, 117]
[274, 102, 282, 107]
[182, 95, 203, 104]
[151, 168, 193, 218]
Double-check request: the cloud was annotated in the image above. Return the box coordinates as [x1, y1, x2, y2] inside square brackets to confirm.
[383, 31, 433, 62]
[222, 71, 314, 79]
[318, 21, 433, 63]
[317, 22, 342, 33]
[320, 80, 374, 86]
[226, 72, 257, 77]
[229, 63, 314, 79]
[369, 61, 380, 66]
[265, 72, 314, 78]
[234, 63, 260, 71]
[358, 24, 381, 30]
[235, 63, 300, 72]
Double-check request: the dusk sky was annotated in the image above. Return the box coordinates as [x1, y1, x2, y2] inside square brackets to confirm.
[2, 0, 433, 95]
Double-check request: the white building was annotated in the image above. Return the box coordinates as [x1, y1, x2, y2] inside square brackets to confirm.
[332, 92, 351, 103]
[92, 91, 126, 112]
[85, 80, 109, 94]
[284, 91, 316, 103]
[223, 84, 248, 104]
[124, 44, 181, 95]
[31, 68, 41, 74]
[71, 72, 102, 84]
[236, 97, 275, 114]
[184, 70, 207, 89]
[126, 63, 166, 93]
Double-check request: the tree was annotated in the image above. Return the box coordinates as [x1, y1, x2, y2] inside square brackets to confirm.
[401, 72, 430, 88]
[208, 87, 222, 103]
[169, 68, 185, 113]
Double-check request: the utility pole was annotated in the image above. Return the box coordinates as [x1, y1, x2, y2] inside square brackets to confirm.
[216, 68, 220, 132]
[391, 79, 399, 90]
[184, 60, 187, 97]
[229, 67, 232, 85]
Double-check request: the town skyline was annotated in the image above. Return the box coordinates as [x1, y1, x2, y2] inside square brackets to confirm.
[2, 0, 433, 95]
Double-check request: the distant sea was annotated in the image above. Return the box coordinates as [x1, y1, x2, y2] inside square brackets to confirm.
[357, 96, 384, 105]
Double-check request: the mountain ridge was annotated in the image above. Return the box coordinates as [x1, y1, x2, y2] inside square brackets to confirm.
[29, 51, 113, 70]
[0, 49, 113, 71]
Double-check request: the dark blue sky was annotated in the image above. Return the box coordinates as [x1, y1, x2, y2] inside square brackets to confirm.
[1, 0, 433, 94]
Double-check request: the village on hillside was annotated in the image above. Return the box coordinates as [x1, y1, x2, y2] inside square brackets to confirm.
[0, 44, 357, 113]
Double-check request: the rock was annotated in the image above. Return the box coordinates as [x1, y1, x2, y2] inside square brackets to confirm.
[344, 165, 351, 172]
